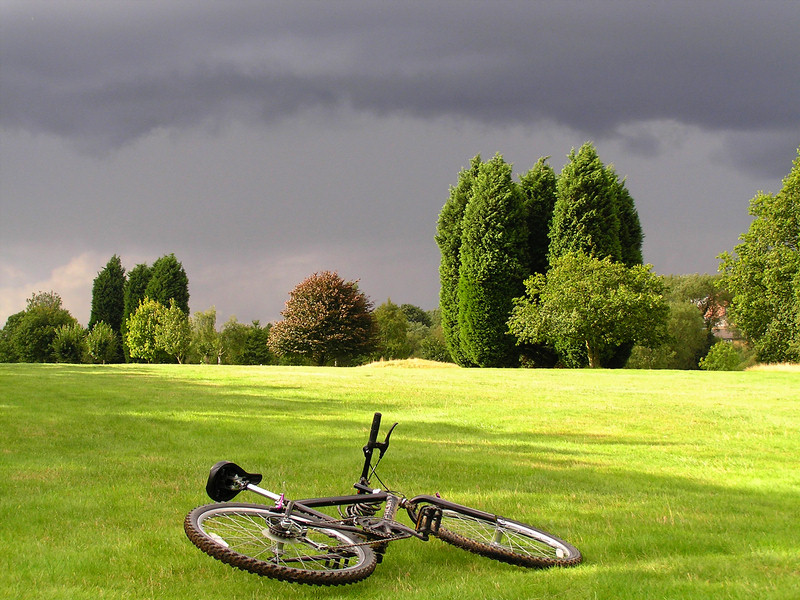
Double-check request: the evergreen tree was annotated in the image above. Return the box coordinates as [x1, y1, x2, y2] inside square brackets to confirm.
[519, 157, 558, 275]
[610, 173, 644, 267]
[88, 254, 126, 340]
[145, 253, 190, 314]
[241, 321, 274, 365]
[549, 142, 622, 263]
[457, 154, 527, 367]
[435, 156, 481, 366]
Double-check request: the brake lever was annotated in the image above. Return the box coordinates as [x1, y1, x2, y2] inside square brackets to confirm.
[374, 422, 398, 458]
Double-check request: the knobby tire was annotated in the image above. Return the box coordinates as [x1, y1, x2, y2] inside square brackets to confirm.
[184, 503, 377, 586]
[408, 502, 582, 568]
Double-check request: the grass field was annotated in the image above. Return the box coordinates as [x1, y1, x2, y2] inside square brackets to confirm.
[1, 363, 798, 599]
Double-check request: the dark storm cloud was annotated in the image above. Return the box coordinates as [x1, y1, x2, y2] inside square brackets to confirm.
[3, 1, 798, 168]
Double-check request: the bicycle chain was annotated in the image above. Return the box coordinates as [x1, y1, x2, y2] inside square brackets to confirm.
[327, 519, 410, 551]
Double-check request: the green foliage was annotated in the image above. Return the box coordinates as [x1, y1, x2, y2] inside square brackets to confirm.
[518, 156, 557, 275]
[699, 342, 746, 371]
[0, 311, 25, 362]
[373, 299, 413, 360]
[125, 298, 166, 363]
[145, 253, 190, 314]
[457, 154, 528, 367]
[613, 176, 644, 267]
[549, 142, 623, 263]
[400, 303, 432, 327]
[240, 320, 274, 365]
[663, 273, 731, 333]
[719, 147, 800, 363]
[88, 255, 126, 337]
[436, 155, 481, 366]
[268, 271, 376, 366]
[628, 302, 711, 369]
[85, 321, 119, 364]
[190, 307, 222, 364]
[52, 324, 87, 363]
[156, 300, 191, 364]
[219, 316, 251, 365]
[509, 253, 669, 368]
[11, 291, 78, 363]
[122, 263, 152, 361]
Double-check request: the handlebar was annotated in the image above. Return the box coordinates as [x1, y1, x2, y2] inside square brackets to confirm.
[367, 412, 383, 448]
[359, 412, 398, 484]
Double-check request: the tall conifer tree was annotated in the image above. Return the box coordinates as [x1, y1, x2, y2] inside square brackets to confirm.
[457, 154, 527, 367]
[435, 156, 481, 366]
[88, 255, 126, 334]
[519, 157, 558, 275]
[145, 253, 190, 314]
[549, 142, 622, 263]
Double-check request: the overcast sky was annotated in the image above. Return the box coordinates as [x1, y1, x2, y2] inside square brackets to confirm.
[1, 1, 799, 327]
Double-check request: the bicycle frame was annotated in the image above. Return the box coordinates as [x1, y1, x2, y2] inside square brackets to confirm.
[205, 412, 497, 541]
[187, 411, 583, 584]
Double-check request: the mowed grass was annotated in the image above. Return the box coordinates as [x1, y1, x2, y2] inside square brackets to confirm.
[1, 363, 798, 600]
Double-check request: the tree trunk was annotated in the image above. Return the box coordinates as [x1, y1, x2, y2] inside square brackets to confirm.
[586, 341, 602, 368]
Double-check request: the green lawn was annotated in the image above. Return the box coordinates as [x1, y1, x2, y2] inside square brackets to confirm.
[1, 363, 798, 599]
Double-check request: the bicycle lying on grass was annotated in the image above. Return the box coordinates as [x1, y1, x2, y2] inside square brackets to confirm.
[184, 413, 582, 585]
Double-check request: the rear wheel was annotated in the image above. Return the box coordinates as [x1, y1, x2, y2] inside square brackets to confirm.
[185, 503, 377, 585]
[409, 502, 581, 568]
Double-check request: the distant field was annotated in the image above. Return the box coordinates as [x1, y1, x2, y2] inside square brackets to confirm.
[1, 363, 798, 600]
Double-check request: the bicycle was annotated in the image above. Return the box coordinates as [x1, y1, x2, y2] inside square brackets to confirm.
[184, 412, 582, 585]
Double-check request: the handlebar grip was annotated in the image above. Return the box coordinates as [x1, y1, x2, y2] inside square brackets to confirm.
[368, 412, 382, 446]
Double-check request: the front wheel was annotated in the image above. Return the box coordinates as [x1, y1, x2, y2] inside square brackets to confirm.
[185, 503, 377, 585]
[408, 501, 581, 568]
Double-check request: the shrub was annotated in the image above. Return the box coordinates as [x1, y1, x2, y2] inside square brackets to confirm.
[699, 342, 744, 371]
[52, 324, 87, 363]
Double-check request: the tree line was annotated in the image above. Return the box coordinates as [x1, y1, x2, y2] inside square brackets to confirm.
[437, 142, 798, 369]
[0, 259, 446, 366]
[2, 144, 797, 368]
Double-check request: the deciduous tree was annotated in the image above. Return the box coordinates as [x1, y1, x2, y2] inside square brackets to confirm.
[122, 263, 152, 361]
[12, 291, 77, 363]
[373, 299, 413, 360]
[125, 298, 166, 363]
[86, 321, 119, 364]
[509, 253, 668, 368]
[190, 307, 222, 364]
[156, 299, 191, 364]
[268, 271, 376, 366]
[719, 147, 800, 363]
[52, 324, 87, 363]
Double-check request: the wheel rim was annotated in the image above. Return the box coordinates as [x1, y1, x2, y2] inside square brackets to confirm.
[197, 507, 369, 573]
[440, 510, 572, 560]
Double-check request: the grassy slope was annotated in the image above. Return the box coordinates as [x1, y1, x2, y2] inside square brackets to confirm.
[1, 364, 798, 599]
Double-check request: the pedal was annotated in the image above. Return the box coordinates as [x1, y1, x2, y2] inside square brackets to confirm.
[415, 505, 442, 538]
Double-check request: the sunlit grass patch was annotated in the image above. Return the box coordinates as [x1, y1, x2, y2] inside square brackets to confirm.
[0, 363, 798, 600]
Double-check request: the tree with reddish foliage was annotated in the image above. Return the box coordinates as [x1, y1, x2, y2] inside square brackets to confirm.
[268, 271, 376, 366]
